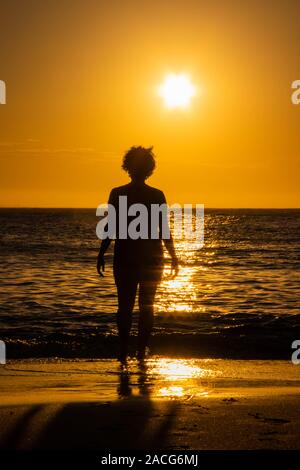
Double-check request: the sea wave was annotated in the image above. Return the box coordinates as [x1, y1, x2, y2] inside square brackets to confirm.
[1, 209, 299, 360]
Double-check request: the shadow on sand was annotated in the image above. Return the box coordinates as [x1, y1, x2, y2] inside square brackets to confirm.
[2, 365, 179, 450]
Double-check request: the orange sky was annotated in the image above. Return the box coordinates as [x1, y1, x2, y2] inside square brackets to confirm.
[0, 0, 299, 208]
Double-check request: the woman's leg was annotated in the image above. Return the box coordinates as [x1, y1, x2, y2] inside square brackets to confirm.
[138, 267, 162, 359]
[114, 268, 138, 362]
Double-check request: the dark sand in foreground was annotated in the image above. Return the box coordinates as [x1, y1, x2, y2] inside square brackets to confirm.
[1, 358, 300, 450]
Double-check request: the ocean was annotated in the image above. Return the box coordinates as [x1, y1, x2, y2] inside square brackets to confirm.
[0, 209, 299, 359]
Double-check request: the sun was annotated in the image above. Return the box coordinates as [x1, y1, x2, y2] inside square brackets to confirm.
[158, 73, 196, 109]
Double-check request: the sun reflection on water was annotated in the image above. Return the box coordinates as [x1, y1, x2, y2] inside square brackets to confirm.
[156, 265, 198, 313]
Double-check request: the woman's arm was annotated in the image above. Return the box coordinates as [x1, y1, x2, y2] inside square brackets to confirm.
[159, 191, 179, 277]
[97, 238, 111, 277]
[97, 189, 116, 277]
[163, 234, 179, 277]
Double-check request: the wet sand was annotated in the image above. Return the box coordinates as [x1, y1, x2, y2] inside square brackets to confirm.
[0, 358, 300, 450]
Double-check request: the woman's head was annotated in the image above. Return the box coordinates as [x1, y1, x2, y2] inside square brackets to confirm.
[122, 146, 156, 181]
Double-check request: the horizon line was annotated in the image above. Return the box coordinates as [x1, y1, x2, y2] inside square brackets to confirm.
[0, 206, 299, 210]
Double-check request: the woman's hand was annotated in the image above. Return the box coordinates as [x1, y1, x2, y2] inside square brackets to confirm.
[170, 255, 179, 278]
[97, 254, 105, 277]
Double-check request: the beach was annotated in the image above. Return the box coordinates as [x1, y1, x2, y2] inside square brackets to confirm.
[1, 209, 299, 451]
[1, 358, 300, 450]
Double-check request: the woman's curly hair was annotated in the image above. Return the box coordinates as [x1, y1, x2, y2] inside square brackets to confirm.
[122, 146, 156, 180]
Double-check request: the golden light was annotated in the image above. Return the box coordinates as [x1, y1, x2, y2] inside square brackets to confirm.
[156, 264, 198, 313]
[158, 73, 196, 109]
[146, 358, 215, 399]
[151, 358, 206, 380]
[158, 386, 184, 398]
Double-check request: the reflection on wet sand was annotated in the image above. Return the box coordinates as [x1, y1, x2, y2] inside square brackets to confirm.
[2, 358, 299, 408]
[117, 358, 217, 399]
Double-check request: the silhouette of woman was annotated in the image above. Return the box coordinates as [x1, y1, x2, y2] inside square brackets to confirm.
[97, 146, 178, 364]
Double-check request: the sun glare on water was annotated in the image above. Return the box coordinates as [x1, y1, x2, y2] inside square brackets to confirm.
[158, 73, 196, 109]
